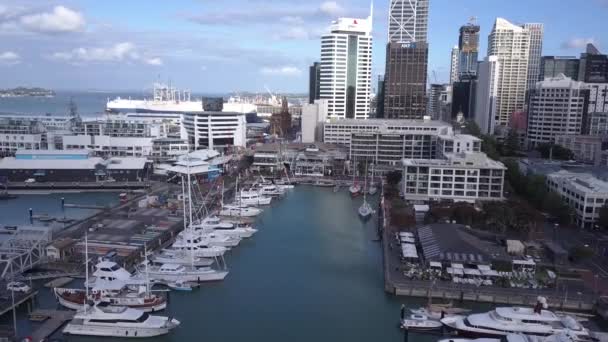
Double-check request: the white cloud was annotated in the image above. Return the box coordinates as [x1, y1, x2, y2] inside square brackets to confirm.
[20, 6, 85, 34]
[145, 57, 163, 66]
[260, 66, 302, 76]
[0, 51, 20, 65]
[561, 37, 597, 50]
[50, 42, 161, 66]
[319, 1, 343, 16]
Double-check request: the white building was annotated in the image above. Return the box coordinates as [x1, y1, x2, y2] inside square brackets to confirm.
[388, 0, 429, 44]
[181, 111, 247, 150]
[319, 11, 373, 119]
[584, 84, 608, 136]
[63, 135, 155, 157]
[524, 23, 544, 92]
[402, 151, 506, 203]
[526, 75, 587, 148]
[475, 56, 500, 134]
[449, 46, 460, 85]
[301, 100, 329, 143]
[488, 18, 531, 127]
[547, 170, 608, 228]
[587, 112, 608, 136]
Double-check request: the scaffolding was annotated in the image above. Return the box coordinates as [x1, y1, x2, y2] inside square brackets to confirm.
[0, 226, 51, 280]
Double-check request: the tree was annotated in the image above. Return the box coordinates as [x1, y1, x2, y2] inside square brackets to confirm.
[386, 170, 402, 187]
[481, 135, 501, 160]
[462, 120, 482, 138]
[503, 130, 520, 156]
[536, 143, 574, 160]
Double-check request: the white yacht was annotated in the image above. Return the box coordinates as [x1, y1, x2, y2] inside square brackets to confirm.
[177, 230, 240, 248]
[145, 263, 228, 283]
[219, 204, 262, 218]
[166, 235, 227, 258]
[239, 190, 272, 206]
[54, 282, 167, 313]
[256, 184, 285, 197]
[63, 303, 180, 337]
[441, 306, 590, 338]
[151, 252, 214, 267]
[191, 217, 257, 239]
[86, 260, 145, 288]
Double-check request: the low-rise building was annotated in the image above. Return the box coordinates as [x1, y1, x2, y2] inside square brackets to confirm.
[46, 238, 77, 261]
[546, 170, 608, 228]
[182, 111, 247, 150]
[402, 151, 506, 203]
[554, 135, 606, 165]
[151, 138, 190, 162]
[251, 143, 347, 176]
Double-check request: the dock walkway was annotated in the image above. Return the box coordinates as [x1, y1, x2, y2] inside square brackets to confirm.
[30, 309, 74, 341]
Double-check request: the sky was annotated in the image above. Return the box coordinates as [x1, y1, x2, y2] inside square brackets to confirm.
[0, 0, 606, 93]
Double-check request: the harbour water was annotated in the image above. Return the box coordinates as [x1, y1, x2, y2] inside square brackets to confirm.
[2, 187, 438, 341]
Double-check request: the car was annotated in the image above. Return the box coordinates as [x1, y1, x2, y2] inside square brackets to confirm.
[24, 178, 36, 183]
[7, 281, 31, 293]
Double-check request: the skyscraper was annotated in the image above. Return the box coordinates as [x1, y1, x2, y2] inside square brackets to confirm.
[579, 43, 608, 83]
[523, 23, 543, 91]
[384, 0, 429, 119]
[475, 56, 500, 135]
[458, 23, 480, 79]
[308, 62, 321, 104]
[319, 12, 373, 119]
[540, 56, 580, 80]
[449, 46, 460, 84]
[487, 18, 531, 128]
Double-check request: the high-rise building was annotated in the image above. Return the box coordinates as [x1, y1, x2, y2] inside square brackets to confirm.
[449, 46, 460, 84]
[428, 84, 444, 119]
[376, 76, 385, 118]
[579, 44, 608, 83]
[475, 56, 500, 135]
[458, 23, 480, 79]
[539, 56, 580, 80]
[451, 77, 477, 121]
[319, 13, 373, 120]
[524, 23, 544, 91]
[384, 0, 429, 119]
[487, 18, 531, 128]
[308, 62, 321, 104]
[388, 0, 429, 44]
[526, 75, 589, 148]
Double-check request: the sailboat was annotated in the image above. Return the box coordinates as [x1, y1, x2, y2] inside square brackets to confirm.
[358, 162, 373, 219]
[63, 234, 180, 338]
[349, 158, 361, 197]
[368, 163, 378, 195]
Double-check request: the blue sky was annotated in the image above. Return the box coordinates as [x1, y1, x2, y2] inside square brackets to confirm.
[0, 0, 605, 93]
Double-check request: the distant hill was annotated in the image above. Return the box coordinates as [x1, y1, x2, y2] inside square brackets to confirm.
[0, 87, 55, 97]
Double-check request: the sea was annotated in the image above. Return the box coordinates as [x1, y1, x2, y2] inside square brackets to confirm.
[0, 187, 443, 342]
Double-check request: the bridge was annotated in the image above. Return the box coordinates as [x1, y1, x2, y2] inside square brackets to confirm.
[0, 226, 51, 280]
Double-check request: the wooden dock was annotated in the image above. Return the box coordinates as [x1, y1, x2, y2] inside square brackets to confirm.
[0, 290, 38, 317]
[30, 309, 74, 341]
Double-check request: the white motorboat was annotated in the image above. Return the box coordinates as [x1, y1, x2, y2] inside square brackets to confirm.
[144, 263, 228, 283]
[63, 303, 180, 338]
[256, 183, 285, 197]
[239, 190, 272, 206]
[86, 260, 146, 288]
[167, 233, 227, 258]
[219, 204, 262, 218]
[192, 218, 257, 239]
[54, 284, 166, 313]
[400, 313, 443, 331]
[177, 230, 240, 248]
[440, 304, 590, 338]
[151, 252, 214, 267]
[196, 216, 235, 230]
[410, 306, 470, 320]
[437, 332, 585, 342]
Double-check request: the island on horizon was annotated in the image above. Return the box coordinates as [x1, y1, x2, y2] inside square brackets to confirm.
[0, 86, 55, 98]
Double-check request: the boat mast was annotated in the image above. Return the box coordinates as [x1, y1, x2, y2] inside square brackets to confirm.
[84, 231, 89, 312]
[220, 180, 225, 209]
[363, 162, 368, 204]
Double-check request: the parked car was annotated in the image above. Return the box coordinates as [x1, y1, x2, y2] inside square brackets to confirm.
[24, 178, 36, 183]
[7, 281, 31, 293]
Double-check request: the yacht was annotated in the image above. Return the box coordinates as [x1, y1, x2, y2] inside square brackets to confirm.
[177, 230, 240, 248]
[63, 303, 180, 337]
[191, 217, 257, 239]
[166, 234, 227, 258]
[219, 204, 262, 218]
[86, 260, 146, 288]
[440, 305, 590, 338]
[144, 263, 228, 283]
[239, 190, 272, 206]
[54, 283, 166, 313]
[151, 252, 214, 267]
[255, 183, 285, 197]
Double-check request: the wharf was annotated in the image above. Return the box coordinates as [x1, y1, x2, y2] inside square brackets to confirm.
[7, 181, 150, 191]
[0, 290, 38, 317]
[380, 197, 596, 312]
[30, 309, 74, 341]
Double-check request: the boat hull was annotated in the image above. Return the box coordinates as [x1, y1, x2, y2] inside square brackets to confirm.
[148, 271, 228, 283]
[63, 322, 175, 338]
[54, 288, 167, 313]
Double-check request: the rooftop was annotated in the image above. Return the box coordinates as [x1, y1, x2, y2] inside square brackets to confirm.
[403, 152, 505, 169]
[326, 118, 450, 128]
[549, 170, 608, 194]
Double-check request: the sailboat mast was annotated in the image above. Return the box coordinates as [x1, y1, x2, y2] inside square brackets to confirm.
[84, 232, 89, 312]
[363, 162, 368, 202]
[221, 180, 225, 209]
[181, 175, 187, 229]
[187, 159, 193, 228]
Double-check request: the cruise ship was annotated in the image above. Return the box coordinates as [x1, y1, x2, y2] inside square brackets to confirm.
[106, 83, 204, 114]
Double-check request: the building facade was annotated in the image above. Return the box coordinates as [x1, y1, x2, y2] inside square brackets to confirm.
[387, 0, 428, 44]
[402, 151, 506, 203]
[451, 77, 477, 121]
[554, 135, 604, 165]
[449, 46, 460, 84]
[458, 23, 480, 79]
[488, 18, 531, 127]
[547, 170, 608, 228]
[579, 44, 608, 83]
[586, 112, 608, 136]
[523, 23, 544, 91]
[475, 56, 500, 134]
[302, 100, 329, 143]
[319, 15, 373, 119]
[526, 75, 589, 148]
[182, 111, 247, 150]
[309, 62, 321, 105]
[540, 56, 580, 81]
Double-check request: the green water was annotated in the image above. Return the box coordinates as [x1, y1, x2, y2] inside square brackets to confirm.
[6, 187, 437, 341]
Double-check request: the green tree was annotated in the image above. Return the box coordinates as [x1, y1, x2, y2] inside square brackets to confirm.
[386, 170, 402, 187]
[536, 143, 574, 160]
[503, 130, 520, 156]
[481, 135, 501, 160]
[463, 120, 482, 138]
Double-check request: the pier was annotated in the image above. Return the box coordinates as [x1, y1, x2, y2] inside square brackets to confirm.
[6, 181, 151, 191]
[30, 309, 75, 341]
[0, 290, 38, 317]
